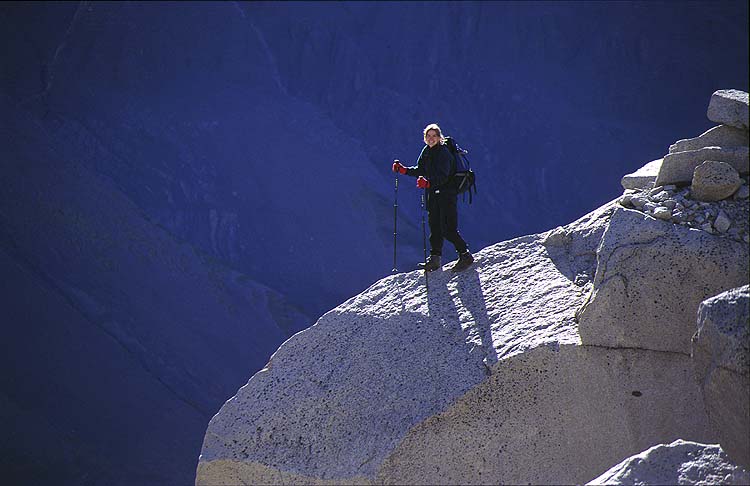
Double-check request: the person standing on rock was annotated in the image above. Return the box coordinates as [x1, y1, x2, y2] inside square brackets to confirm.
[392, 123, 474, 272]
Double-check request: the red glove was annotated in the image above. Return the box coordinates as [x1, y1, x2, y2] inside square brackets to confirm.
[416, 176, 430, 189]
[392, 160, 407, 174]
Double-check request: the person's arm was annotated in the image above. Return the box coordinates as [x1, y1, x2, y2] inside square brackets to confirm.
[404, 146, 427, 177]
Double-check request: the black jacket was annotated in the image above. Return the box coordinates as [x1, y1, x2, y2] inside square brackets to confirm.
[405, 143, 455, 192]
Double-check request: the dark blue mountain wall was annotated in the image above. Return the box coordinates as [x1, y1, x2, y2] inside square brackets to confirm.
[1, 2, 747, 485]
[2, 2, 747, 319]
[247, 1, 749, 246]
[2, 1, 416, 319]
[0, 96, 310, 485]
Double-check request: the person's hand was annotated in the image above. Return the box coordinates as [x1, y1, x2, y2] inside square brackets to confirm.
[392, 160, 407, 174]
[416, 176, 430, 189]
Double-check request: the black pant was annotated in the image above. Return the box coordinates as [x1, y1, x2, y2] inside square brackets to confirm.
[427, 190, 467, 256]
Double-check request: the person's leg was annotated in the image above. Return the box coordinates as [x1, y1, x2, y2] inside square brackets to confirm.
[422, 192, 444, 271]
[439, 194, 468, 254]
[428, 192, 444, 256]
[439, 193, 473, 272]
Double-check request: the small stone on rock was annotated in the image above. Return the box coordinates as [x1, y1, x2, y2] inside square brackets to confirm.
[631, 196, 648, 208]
[649, 186, 665, 196]
[653, 207, 672, 220]
[714, 210, 732, 233]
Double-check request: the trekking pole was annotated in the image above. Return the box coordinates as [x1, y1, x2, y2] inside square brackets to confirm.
[392, 174, 398, 273]
[421, 190, 429, 293]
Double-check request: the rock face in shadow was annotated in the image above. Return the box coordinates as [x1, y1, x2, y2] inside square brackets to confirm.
[0, 98, 310, 486]
[692, 285, 750, 469]
[196, 195, 745, 484]
[2, 2, 748, 320]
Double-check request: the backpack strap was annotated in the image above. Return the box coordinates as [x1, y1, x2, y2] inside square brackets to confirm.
[445, 138, 458, 176]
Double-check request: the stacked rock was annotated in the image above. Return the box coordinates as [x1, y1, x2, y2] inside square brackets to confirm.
[619, 180, 749, 242]
[618, 90, 749, 243]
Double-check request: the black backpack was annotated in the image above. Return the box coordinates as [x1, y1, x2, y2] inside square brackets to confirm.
[444, 137, 477, 203]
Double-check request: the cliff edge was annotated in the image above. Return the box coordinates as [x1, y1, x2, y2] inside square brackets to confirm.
[196, 92, 749, 484]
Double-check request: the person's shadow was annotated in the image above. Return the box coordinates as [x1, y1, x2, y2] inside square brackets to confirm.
[425, 266, 498, 375]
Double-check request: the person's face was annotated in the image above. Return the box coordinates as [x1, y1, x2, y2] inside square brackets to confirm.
[424, 129, 440, 147]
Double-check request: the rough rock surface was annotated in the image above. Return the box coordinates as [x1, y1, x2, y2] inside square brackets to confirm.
[196, 203, 608, 484]
[655, 146, 750, 186]
[707, 89, 750, 130]
[377, 345, 711, 485]
[621, 158, 662, 190]
[577, 207, 749, 355]
[692, 286, 750, 469]
[670, 125, 750, 154]
[587, 440, 750, 486]
[691, 160, 743, 202]
[196, 200, 720, 485]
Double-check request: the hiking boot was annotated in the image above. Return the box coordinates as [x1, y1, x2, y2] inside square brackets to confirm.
[419, 254, 441, 272]
[451, 251, 474, 273]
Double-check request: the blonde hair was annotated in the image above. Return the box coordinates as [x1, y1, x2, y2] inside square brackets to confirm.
[423, 123, 446, 144]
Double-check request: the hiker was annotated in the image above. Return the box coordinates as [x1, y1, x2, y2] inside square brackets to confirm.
[392, 123, 474, 272]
